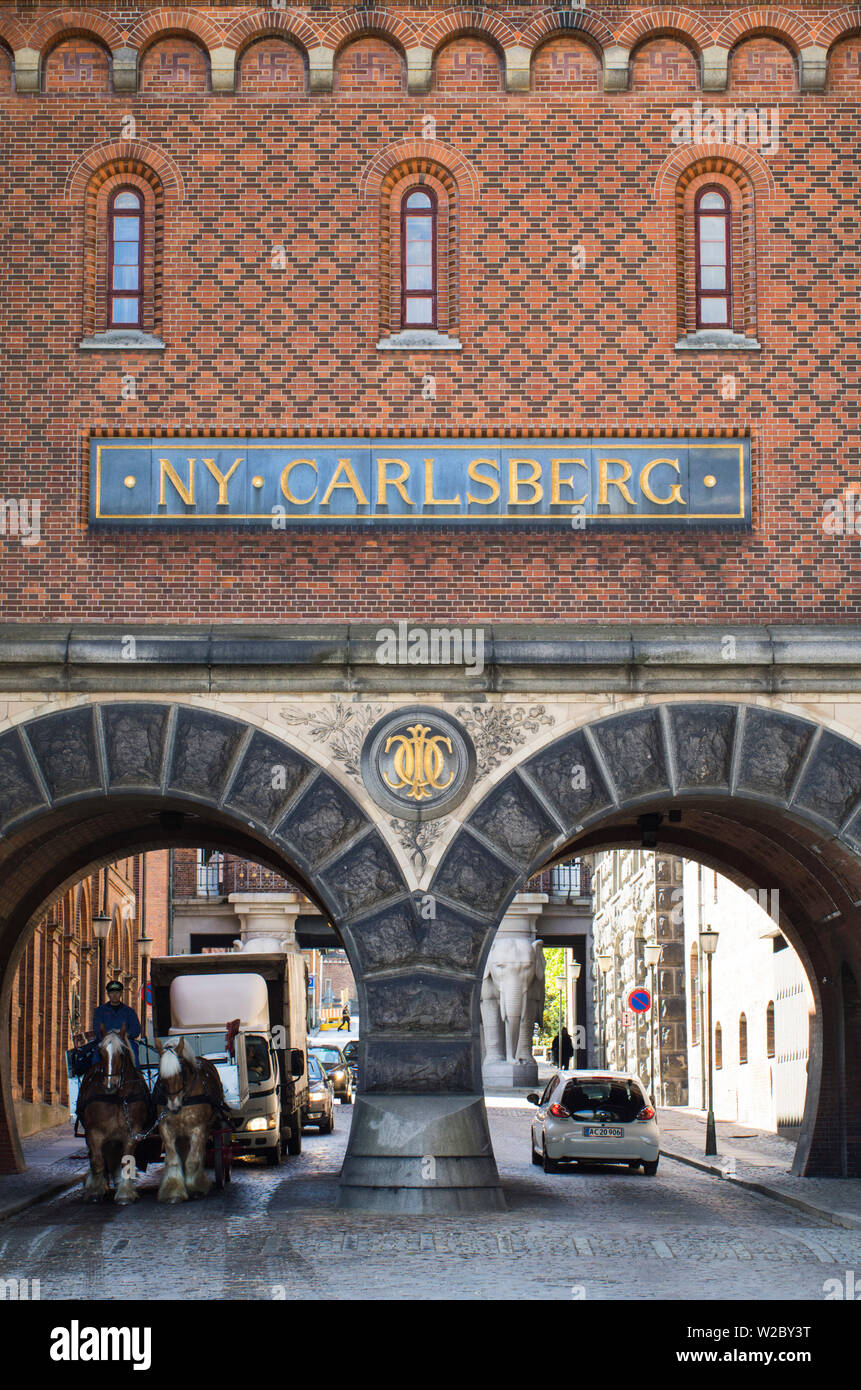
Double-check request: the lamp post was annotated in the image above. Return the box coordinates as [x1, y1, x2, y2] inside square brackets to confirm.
[138, 933, 154, 1045]
[643, 940, 662, 1104]
[596, 952, 613, 1067]
[699, 925, 719, 1155]
[570, 961, 582, 1067]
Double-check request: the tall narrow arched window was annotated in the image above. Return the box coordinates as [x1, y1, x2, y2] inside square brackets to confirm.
[401, 186, 437, 327]
[108, 188, 143, 327]
[689, 943, 700, 1045]
[766, 1000, 775, 1058]
[739, 1011, 748, 1064]
[714, 1022, 722, 1070]
[695, 186, 731, 327]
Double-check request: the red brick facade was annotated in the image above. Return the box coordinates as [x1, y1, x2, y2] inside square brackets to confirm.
[9, 852, 169, 1134]
[0, 5, 859, 623]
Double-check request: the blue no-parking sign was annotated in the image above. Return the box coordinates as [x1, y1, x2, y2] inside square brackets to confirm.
[628, 988, 651, 1014]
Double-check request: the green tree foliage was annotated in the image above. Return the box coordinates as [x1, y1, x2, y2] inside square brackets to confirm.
[540, 946, 566, 1042]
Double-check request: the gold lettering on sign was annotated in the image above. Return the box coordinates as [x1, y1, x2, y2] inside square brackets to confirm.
[280, 458, 318, 506]
[639, 457, 685, 506]
[376, 457, 415, 508]
[159, 458, 195, 506]
[203, 457, 242, 506]
[597, 458, 635, 507]
[466, 458, 500, 505]
[550, 458, 588, 507]
[508, 458, 544, 506]
[383, 723, 455, 801]
[423, 458, 461, 506]
[321, 458, 368, 508]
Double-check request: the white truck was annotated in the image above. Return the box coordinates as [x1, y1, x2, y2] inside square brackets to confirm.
[150, 952, 309, 1164]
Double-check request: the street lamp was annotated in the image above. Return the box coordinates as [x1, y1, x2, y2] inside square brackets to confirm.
[91, 908, 112, 1004]
[643, 940, 662, 1104]
[596, 952, 613, 1068]
[138, 933, 154, 1044]
[699, 925, 720, 1156]
[570, 961, 582, 1066]
[555, 974, 566, 1068]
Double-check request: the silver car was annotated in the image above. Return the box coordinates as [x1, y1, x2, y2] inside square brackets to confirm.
[527, 1070, 660, 1175]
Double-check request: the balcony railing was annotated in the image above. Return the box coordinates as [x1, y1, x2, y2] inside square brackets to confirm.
[173, 855, 296, 899]
[527, 860, 592, 901]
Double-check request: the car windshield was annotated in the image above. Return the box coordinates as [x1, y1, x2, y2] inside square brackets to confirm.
[308, 1056, 325, 1083]
[560, 1078, 646, 1123]
[313, 1048, 342, 1064]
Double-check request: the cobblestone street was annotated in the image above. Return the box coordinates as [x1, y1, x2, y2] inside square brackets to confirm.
[3, 1096, 860, 1302]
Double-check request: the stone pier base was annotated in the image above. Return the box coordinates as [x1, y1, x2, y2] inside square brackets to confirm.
[337, 1094, 506, 1213]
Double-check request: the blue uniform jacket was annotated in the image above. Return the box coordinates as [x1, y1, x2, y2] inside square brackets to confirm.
[92, 1002, 141, 1064]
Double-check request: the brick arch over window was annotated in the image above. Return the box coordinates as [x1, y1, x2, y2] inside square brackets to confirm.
[227, 10, 320, 60]
[380, 162, 458, 337]
[31, 11, 123, 55]
[615, 9, 712, 52]
[818, 9, 861, 49]
[126, 8, 223, 56]
[716, 11, 811, 54]
[522, 9, 614, 52]
[419, 8, 518, 55]
[328, 8, 419, 56]
[82, 161, 165, 338]
[675, 159, 757, 340]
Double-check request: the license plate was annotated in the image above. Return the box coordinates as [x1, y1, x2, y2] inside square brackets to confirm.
[583, 1126, 623, 1138]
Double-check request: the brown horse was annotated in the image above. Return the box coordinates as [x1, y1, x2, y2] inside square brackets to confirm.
[77, 1027, 155, 1205]
[154, 1037, 227, 1203]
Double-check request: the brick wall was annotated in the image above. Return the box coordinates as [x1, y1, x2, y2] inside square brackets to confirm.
[0, 5, 859, 624]
[9, 851, 169, 1135]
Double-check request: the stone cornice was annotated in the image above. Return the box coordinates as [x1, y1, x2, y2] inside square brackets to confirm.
[0, 624, 859, 695]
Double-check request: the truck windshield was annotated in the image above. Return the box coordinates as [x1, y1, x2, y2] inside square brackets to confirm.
[168, 1032, 231, 1061]
[245, 1034, 271, 1085]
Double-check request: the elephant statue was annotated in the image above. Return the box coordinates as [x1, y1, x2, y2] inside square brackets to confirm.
[482, 934, 545, 1064]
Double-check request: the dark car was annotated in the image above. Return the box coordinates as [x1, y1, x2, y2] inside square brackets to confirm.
[310, 1044, 354, 1104]
[303, 1054, 335, 1134]
[341, 1039, 359, 1085]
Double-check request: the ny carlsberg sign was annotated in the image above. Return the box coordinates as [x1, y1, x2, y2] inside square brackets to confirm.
[90, 435, 750, 528]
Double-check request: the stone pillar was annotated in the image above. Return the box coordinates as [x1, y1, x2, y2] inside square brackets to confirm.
[481, 892, 547, 1088]
[228, 891, 304, 953]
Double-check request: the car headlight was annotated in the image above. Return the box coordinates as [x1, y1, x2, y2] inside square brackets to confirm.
[247, 1115, 276, 1132]
[310, 1086, 327, 1099]
[331, 1069, 345, 1080]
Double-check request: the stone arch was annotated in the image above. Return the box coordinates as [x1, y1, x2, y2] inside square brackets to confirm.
[0, 701, 413, 1181]
[429, 700, 861, 1193]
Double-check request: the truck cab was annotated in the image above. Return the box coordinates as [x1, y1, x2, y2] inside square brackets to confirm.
[152, 958, 308, 1165]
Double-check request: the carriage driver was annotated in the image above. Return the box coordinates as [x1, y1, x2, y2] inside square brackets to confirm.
[93, 981, 142, 1065]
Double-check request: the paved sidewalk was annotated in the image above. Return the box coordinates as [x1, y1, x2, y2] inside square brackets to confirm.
[0, 1121, 88, 1221]
[660, 1105, 861, 1230]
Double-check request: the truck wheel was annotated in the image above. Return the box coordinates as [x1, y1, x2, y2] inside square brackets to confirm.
[285, 1115, 302, 1156]
[319, 1109, 334, 1135]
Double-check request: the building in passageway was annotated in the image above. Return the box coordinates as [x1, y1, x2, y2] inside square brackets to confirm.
[589, 851, 689, 1105]
[683, 863, 814, 1136]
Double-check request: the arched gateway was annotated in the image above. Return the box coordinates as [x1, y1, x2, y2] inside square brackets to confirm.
[2, 696, 861, 1207]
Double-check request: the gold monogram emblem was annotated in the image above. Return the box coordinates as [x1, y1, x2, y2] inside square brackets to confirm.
[383, 723, 455, 801]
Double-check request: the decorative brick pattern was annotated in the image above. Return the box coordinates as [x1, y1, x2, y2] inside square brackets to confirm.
[238, 36, 307, 93]
[139, 36, 210, 92]
[531, 38, 601, 92]
[727, 35, 799, 92]
[42, 39, 111, 93]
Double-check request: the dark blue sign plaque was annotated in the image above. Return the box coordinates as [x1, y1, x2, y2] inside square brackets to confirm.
[90, 436, 751, 528]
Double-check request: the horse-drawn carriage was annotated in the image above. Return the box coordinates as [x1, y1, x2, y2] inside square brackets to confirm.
[66, 1028, 237, 1203]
